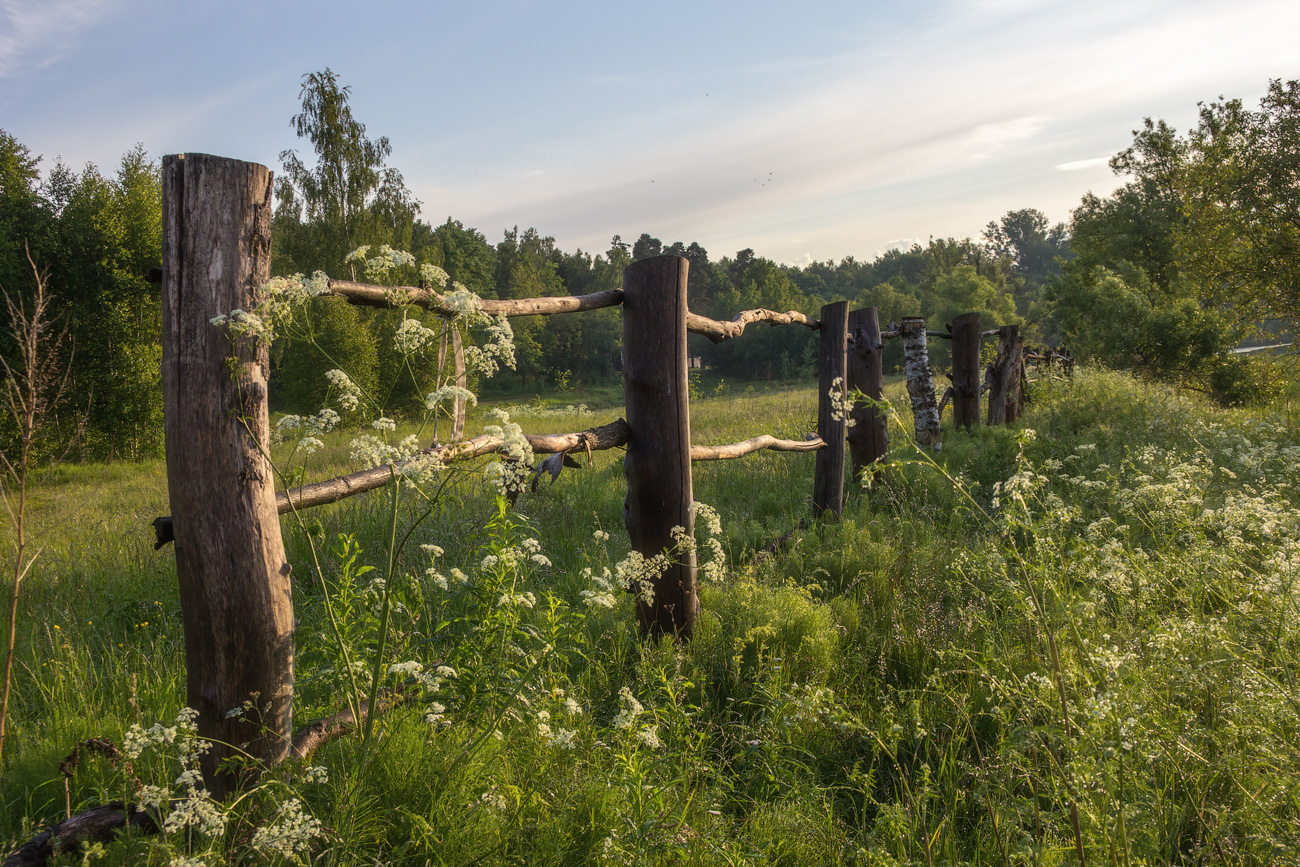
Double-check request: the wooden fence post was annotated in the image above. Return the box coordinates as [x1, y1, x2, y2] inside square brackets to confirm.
[846, 306, 887, 484]
[622, 256, 697, 638]
[900, 317, 942, 450]
[986, 324, 1021, 426]
[161, 154, 293, 795]
[1008, 334, 1026, 422]
[813, 301, 849, 518]
[950, 312, 981, 431]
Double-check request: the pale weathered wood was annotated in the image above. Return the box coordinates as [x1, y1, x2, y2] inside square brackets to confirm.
[691, 435, 824, 461]
[622, 256, 697, 638]
[813, 301, 849, 518]
[435, 321, 467, 441]
[161, 154, 292, 796]
[950, 312, 982, 431]
[901, 317, 942, 450]
[846, 307, 888, 484]
[2, 803, 158, 867]
[986, 324, 1021, 426]
[685, 308, 820, 343]
[328, 279, 624, 318]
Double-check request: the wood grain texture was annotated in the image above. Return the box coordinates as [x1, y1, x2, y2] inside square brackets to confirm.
[950, 312, 982, 431]
[813, 301, 848, 518]
[161, 154, 292, 796]
[685, 308, 820, 343]
[986, 324, 1021, 426]
[846, 307, 888, 483]
[622, 256, 697, 638]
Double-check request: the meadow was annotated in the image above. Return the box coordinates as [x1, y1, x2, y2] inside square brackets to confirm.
[1, 367, 1299, 866]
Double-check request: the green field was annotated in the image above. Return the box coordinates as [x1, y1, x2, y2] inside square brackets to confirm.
[2, 368, 1299, 865]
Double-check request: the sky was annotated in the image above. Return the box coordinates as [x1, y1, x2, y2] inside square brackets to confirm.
[2, 0, 1297, 266]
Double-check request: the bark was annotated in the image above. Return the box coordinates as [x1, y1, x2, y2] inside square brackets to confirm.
[986, 324, 1021, 426]
[950, 312, 982, 431]
[328, 280, 624, 318]
[900, 317, 942, 450]
[2, 804, 158, 867]
[161, 154, 292, 796]
[846, 307, 888, 483]
[813, 301, 849, 518]
[622, 256, 697, 638]
[691, 435, 824, 461]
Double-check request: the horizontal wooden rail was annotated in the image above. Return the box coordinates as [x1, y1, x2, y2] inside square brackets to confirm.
[152, 422, 822, 546]
[327, 279, 625, 318]
[328, 279, 818, 343]
[691, 434, 824, 461]
[685, 309, 821, 343]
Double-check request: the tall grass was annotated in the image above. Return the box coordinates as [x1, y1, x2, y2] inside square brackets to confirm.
[1, 367, 1298, 865]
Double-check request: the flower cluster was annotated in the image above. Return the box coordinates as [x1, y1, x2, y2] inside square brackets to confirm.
[209, 272, 330, 342]
[250, 798, 325, 859]
[482, 409, 534, 497]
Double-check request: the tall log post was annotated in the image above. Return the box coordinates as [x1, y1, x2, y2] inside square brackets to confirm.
[900, 317, 942, 450]
[161, 154, 293, 795]
[1007, 334, 1026, 422]
[986, 324, 1021, 426]
[950, 312, 982, 431]
[622, 256, 697, 639]
[846, 307, 887, 485]
[813, 301, 849, 518]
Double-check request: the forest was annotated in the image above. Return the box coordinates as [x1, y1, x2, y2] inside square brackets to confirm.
[2, 72, 1293, 461]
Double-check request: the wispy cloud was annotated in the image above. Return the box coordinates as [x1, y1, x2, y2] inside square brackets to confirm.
[0, 0, 115, 78]
[1056, 157, 1110, 172]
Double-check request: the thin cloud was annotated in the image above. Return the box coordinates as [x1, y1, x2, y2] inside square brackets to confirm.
[1056, 157, 1110, 172]
[0, 0, 114, 78]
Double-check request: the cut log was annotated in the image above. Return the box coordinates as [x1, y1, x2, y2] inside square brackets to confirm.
[950, 312, 982, 431]
[813, 301, 849, 518]
[846, 307, 888, 483]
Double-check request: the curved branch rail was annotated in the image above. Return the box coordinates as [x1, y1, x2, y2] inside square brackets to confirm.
[327, 279, 625, 318]
[686, 309, 820, 343]
[327, 279, 819, 343]
[151, 423, 823, 546]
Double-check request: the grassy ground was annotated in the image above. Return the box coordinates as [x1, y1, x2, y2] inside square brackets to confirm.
[2, 367, 1299, 865]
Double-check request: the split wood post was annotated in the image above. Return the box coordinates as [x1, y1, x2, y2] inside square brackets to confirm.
[900, 317, 942, 450]
[161, 154, 293, 796]
[986, 324, 1021, 426]
[950, 312, 982, 431]
[813, 301, 849, 518]
[622, 256, 697, 639]
[846, 306, 888, 485]
[1008, 334, 1027, 422]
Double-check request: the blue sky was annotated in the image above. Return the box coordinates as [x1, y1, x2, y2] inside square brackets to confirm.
[3, 0, 1297, 265]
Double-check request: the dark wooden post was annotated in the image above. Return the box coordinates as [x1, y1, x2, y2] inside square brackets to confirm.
[986, 324, 1021, 426]
[900, 317, 942, 450]
[622, 256, 697, 638]
[813, 301, 849, 518]
[162, 154, 293, 795]
[1008, 334, 1027, 422]
[950, 312, 982, 431]
[846, 306, 887, 484]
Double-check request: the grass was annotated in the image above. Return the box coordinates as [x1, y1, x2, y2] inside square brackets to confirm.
[1, 366, 1299, 865]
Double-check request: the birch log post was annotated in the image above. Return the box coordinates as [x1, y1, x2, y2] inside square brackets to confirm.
[622, 256, 697, 639]
[900, 317, 942, 450]
[846, 306, 887, 485]
[950, 312, 982, 431]
[813, 301, 849, 518]
[986, 324, 1021, 426]
[436, 320, 467, 441]
[161, 154, 293, 796]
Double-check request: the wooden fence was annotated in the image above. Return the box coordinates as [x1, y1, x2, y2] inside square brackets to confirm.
[153, 153, 1048, 789]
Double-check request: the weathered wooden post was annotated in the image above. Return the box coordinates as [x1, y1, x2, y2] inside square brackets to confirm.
[950, 312, 982, 431]
[437, 321, 467, 441]
[900, 317, 942, 450]
[1008, 334, 1027, 422]
[162, 154, 294, 795]
[986, 324, 1021, 426]
[846, 306, 887, 484]
[622, 256, 697, 638]
[813, 301, 849, 518]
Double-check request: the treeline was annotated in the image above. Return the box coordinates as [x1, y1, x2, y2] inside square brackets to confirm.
[1, 71, 1293, 460]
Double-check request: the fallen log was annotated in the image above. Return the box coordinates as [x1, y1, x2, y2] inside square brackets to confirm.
[291, 688, 414, 760]
[2, 804, 159, 867]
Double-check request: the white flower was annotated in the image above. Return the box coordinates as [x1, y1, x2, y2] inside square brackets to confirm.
[636, 725, 662, 749]
[372, 417, 397, 432]
[325, 369, 362, 412]
[250, 798, 324, 858]
[303, 765, 329, 784]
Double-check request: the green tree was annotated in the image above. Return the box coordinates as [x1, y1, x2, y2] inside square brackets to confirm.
[274, 68, 420, 276]
[1177, 79, 1300, 320]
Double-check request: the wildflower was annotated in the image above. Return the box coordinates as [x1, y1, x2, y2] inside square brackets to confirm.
[324, 369, 362, 412]
[613, 687, 643, 729]
[636, 726, 663, 749]
[564, 697, 583, 716]
[303, 765, 329, 784]
[548, 728, 578, 749]
[425, 702, 448, 724]
[250, 798, 324, 859]
[372, 417, 397, 432]
[426, 385, 478, 411]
